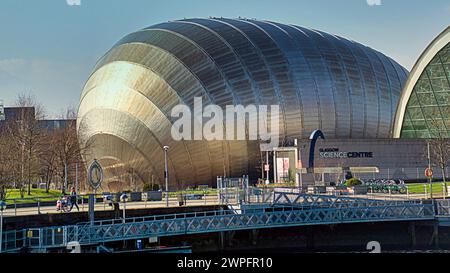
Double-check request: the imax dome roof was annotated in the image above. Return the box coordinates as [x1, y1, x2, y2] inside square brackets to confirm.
[78, 18, 409, 187]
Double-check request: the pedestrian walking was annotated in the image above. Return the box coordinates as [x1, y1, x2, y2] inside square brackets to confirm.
[70, 187, 80, 212]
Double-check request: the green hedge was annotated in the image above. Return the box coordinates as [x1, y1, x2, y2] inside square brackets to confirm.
[344, 178, 363, 187]
[143, 183, 160, 192]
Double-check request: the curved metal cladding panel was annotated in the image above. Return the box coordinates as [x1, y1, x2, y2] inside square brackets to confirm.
[78, 18, 408, 189]
[394, 26, 450, 139]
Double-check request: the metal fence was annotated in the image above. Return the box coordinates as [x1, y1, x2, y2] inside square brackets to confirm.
[1, 198, 436, 252]
[2, 190, 220, 217]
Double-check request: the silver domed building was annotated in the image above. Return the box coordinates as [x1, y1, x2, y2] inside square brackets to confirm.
[77, 18, 408, 190]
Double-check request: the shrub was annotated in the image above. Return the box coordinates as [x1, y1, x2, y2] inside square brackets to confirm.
[288, 169, 295, 183]
[345, 178, 362, 187]
[143, 183, 152, 192]
[143, 183, 160, 192]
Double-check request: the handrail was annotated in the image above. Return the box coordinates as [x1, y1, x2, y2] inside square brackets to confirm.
[1, 200, 438, 252]
[74, 198, 428, 227]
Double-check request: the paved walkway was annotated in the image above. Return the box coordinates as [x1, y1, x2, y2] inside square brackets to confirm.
[2, 195, 220, 218]
[2, 192, 441, 218]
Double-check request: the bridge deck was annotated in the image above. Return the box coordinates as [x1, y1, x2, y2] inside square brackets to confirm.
[2, 192, 440, 253]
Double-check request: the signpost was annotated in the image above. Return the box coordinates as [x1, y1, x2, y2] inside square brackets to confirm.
[427, 141, 433, 200]
[88, 159, 103, 193]
[88, 159, 104, 225]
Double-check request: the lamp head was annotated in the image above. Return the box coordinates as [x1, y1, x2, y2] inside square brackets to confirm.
[163, 146, 170, 151]
[120, 193, 128, 202]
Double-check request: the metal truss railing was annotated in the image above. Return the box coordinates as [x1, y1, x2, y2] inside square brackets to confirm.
[1, 230, 26, 253]
[63, 203, 436, 245]
[436, 200, 450, 216]
[272, 192, 423, 209]
[2, 200, 435, 252]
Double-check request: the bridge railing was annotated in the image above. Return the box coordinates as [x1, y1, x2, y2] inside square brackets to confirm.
[1, 229, 26, 252]
[1, 199, 437, 252]
[75, 208, 237, 228]
[271, 192, 424, 208]
[68, 203, 437, 246]
[436, 199, 450, 216]
[2, 191, 221, 217]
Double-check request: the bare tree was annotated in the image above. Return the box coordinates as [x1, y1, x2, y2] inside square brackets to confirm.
[39, 130, 59, 193]
[7, 94, 46, 196]
[53, 107, 93, 193]
[0, 97, 95, 196]
[428, 120, 450, 183]
[0, 125, 15, 199]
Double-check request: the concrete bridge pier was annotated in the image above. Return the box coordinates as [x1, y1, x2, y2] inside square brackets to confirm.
[430, 221, 440, 248]
[306, 226, 315, 250]
[250, 229, 259, 246]
[409, 222, 416, 248]
[219, 231, 224, 250]
[227, 231, 236, 247]
[218, 230, 237, 250]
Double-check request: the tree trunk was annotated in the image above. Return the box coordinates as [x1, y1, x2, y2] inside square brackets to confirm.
[442, 167, 447, 183]
[27, 154, 31, 196]
[45, 173, 51, 193]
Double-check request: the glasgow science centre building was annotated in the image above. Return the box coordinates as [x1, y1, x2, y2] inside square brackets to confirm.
[77, 18, 450, 191]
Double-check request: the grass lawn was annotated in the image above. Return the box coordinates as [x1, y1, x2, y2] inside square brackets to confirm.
[167, 189, 218, 197]
[257, 183, 297, 188]
[406, 182, 449, 195]
[5, 188, 63, 204]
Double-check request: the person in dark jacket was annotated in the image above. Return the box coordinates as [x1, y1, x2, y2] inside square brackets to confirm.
[70, 187, 80, 212]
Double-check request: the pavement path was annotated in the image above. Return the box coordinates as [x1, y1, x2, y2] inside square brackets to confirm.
[2, 195, 220, 218]
[2, 192, 440, 218]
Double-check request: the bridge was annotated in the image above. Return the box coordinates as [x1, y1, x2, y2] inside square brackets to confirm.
[3, 191, 448, 253]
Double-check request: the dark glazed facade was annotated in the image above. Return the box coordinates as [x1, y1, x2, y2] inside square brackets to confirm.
[394, 26, 450, 139]
[77, 18, 408, 190]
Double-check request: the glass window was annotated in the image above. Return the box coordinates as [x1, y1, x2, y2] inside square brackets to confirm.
[401, 42, 450, 138]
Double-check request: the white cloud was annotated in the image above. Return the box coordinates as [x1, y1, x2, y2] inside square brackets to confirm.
[66, 0, 81, 6]
[366, 0, 382, 6]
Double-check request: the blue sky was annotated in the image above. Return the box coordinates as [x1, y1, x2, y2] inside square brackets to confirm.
[0, 0, 449, 117]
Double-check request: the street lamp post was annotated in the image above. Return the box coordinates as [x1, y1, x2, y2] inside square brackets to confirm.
[0, 200, 5, 253]
[120, 193, 128, 224]
[427, 141, 433, 200]
[298, 144, 305, 191]
[265, 151, 270, 184]
[163, 146, 170, 207]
